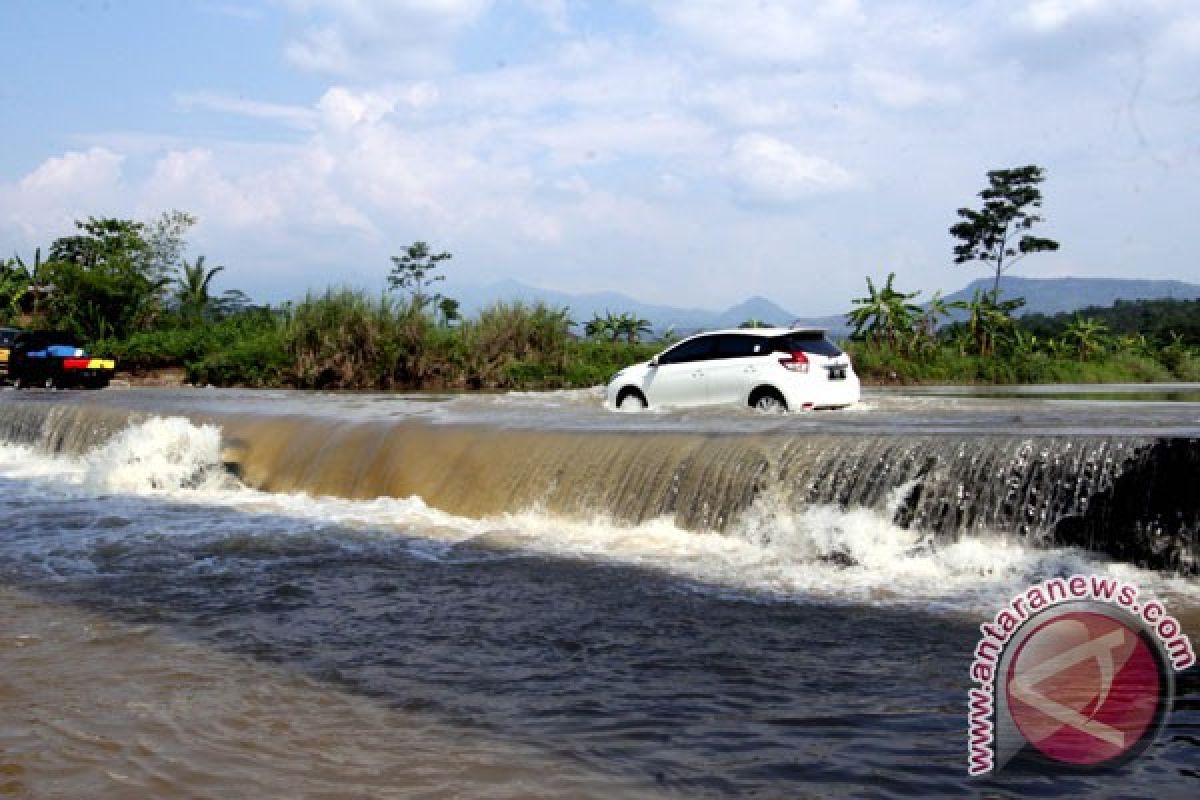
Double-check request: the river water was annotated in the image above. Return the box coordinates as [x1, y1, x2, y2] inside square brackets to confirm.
[0, 386, 1197, 798]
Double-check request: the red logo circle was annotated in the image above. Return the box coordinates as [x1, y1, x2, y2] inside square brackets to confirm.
[1005, 611, 1163, 766]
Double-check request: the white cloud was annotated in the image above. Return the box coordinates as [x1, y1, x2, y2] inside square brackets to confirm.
[0, 148, 125, 240]
[143, 149, 283, 229]
[1020, 0, 1116, 33]
[176, 92, 319, 128]
[730, 134, 856, 202]
[655, 0, 865, 64]
[282, 0, 493, 76]
[854, 66, 962, 109]
[18, 147, 123, 194]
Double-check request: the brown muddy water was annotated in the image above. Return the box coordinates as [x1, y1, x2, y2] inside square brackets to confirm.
[0, 386, 1197, 798]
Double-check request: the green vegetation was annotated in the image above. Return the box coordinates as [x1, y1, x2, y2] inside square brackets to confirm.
[843, 161, 1199, 384]
[845, 276, 1200, 385]
[1, 214, 659, 389]
[584, 310, 653, 343]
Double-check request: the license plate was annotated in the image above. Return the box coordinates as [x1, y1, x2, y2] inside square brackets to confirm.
[827, 367, 846, 381]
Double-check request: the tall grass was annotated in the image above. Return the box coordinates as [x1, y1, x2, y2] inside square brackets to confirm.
[167, 291, 657, 389]
[845, 341, 1190, 385]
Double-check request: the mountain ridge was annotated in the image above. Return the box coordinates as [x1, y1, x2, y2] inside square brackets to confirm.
[447, 276, 1200, 338]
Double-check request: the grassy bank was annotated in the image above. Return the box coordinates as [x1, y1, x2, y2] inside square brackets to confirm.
[846, 341, 1200, 385]
[95, 290, 658, 390]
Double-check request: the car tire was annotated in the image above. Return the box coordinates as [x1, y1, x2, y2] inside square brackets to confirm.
[616, 388, 647, 411]
[43, 375, 55, 390]
[750, 388, 787, 413]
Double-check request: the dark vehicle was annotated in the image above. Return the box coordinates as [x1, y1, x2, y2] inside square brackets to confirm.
[8, 331, 116, 389]
[0, 327, 19, 382]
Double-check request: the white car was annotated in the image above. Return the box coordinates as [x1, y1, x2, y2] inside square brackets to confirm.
[605, 327, 860, 412]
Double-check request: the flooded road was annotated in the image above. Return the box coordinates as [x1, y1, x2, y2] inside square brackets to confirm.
[0, 386, 1197, 797]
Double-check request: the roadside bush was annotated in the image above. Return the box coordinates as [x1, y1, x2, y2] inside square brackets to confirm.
[187, 328, 289, 387]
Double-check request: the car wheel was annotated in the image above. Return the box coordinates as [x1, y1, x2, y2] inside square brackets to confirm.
[43, 375, 55, 390]
[751, 389, 786, 413]
[616, 389, 647, 411]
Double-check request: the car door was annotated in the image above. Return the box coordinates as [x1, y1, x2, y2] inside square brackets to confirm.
[644, 335, 715, 407]
[705, 334, 768, 405]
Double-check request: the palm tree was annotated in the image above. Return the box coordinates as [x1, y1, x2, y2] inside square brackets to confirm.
[1062, 314, 1109, 360]
[846, 272, 923, 350]
[919, 290, 967, 338]
[585, 312, 616, 341]
[175, 255, 225, 325]
[437, 296, 461, 327]
[962, 289, 1025, 357]
[616, 312, 652, 343]
[10, 247, 51, 319]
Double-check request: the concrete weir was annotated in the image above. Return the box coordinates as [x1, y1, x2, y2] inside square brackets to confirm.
[0, 394, 1196, 574]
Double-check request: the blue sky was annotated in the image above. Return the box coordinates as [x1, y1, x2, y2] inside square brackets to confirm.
[2, 0, 1198, 314]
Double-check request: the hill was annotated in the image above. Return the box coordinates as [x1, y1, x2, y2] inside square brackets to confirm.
[446, 276, 1200, 341]
[449, 280, 851, 336]
[944, 277, 1200, 316]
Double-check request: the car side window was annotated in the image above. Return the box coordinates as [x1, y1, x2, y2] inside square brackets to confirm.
[659, 336, 715, 364]
[715, 335, 766, 359]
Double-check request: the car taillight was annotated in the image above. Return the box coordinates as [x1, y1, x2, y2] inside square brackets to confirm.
[778, 351, 809, 373]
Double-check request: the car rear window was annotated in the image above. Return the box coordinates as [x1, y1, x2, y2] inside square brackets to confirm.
[715, 334, 767, 358]
[771, 333, 842, 357]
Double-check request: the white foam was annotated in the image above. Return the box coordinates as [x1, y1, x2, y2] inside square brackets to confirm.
[83, 417, 231, 493]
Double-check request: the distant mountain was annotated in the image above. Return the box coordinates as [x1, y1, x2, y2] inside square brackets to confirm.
[710, 296, 794, 328]
[944, 277, 1200, 316]
[447, 280, 852, 336]
[445, 275, 1199, 341]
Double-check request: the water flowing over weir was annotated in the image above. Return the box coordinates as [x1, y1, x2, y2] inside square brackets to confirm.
[0, 397, 1196, 574]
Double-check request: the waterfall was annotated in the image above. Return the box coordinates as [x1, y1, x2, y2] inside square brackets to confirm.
[1, 398, 1195, 573]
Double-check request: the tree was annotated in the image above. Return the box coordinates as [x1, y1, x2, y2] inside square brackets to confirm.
[918, 289, 966, 339]
[4, 247, 52, 320]
[584, 312, 615, 341]
[615, 312, 652, 343]
[846, 272, 923, 349]
[44, 217, 169, 340]
[211, 289, 253, 319]
[950, 165, 1060, 302]
[175, 255, 225, 325]
[144, 210, 197, 284]
[388, 241, 452, 312]
[437, 296, 461, 327]
[963, 289, 1025, 357]
[739, 318, 769, 329]
[1062, 314, 1109, 361]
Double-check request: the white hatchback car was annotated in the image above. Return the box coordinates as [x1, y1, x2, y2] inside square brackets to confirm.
[605, 328, 860, 412]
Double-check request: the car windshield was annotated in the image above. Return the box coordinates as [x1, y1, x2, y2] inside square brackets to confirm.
[19, 332, 81, 350]
[772, 333, 842, 357]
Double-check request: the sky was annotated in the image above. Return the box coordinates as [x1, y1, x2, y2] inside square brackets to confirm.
[1, 0, 1198, 315]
